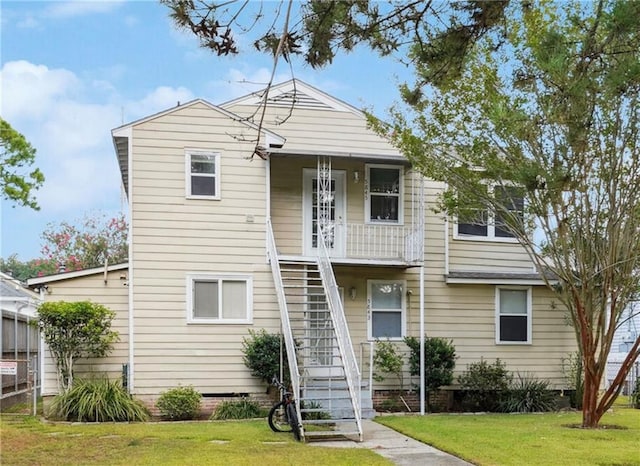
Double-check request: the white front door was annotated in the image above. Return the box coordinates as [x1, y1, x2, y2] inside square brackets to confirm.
[303, 169, 346, 258]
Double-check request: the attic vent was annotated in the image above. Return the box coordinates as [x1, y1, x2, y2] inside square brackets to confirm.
[267, 91, 333, 110]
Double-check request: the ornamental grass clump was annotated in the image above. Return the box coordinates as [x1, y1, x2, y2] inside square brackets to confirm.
[156, 386, 201, 420]
[48, 377, 149, 422]
[210, 398, 266, 420]
[501, 373, 557, 413]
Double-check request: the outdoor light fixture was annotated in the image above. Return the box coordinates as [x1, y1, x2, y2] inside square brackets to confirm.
[353, 170, 360, 183]
[350, 286, 357, 300]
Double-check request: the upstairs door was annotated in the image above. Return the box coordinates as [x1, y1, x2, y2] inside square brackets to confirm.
[303, 168, 346, 258]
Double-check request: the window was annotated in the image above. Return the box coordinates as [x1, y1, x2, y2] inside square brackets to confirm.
[186, 150, 220, 199]
[187, 274, 252, 323]
[455, 185, 524, 241]
[496, 287, 531, 344]
[366, 165, 403, 224]
[368, 280, 406, 339]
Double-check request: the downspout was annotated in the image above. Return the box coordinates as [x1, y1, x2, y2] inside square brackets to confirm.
[39, 288, 45, 396]
[266, 156, 271, 243]
[419, 265, 425, 415]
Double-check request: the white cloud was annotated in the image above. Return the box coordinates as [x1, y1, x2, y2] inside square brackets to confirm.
[16, 15, 39, 29]
[126, 86, 195, 121]
[45, 0, 126, 19]
[0, 60, 196, 215]
[0, 61, 80, 121]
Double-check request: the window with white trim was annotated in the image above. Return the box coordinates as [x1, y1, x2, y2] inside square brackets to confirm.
[186, 150, 220, 199]
[496, 287, 531, 344]
[187, 274, 252, 323]
[368, 280, 406, 339]
[456, 185, 524, 240]
[366, 165, 403, 224]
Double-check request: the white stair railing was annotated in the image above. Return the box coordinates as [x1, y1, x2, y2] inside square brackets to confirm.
[317, 229, 363, 441]
[266, 219, 303, 438]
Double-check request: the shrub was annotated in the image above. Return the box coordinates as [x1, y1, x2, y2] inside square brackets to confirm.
[48, 377, 149, 422]
[458, 358, 512, 412]
[156, 386, 201, 420]
[632, 377, 640, 409]
[373, 339, 405, 389]
[242, 329, 290, 386]
[405, 336, 456, 409]
[501, 373, 557, 413]
[210, 398, 265, 420]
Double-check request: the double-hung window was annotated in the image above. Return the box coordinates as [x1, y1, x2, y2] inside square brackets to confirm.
[496, 287, 531, 344]
[368, 280, 406, 339]
[187, 274, 252, 324]
[186, 150, 220, 199]
[455, 185, 524, 240]
[366, 165, 403, 224]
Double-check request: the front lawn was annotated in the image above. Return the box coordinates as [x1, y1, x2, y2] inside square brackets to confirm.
[1, 415, 391, 466]
[376, 406, 640, 466]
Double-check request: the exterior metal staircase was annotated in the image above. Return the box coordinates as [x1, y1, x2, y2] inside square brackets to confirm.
[267, 220, 363, 442]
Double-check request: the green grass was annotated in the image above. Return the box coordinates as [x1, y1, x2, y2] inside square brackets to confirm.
[1, 416, 391, 466]
[376, 406, 640, 466]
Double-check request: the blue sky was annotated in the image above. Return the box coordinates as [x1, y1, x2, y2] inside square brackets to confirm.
[1, 0, 411, 261]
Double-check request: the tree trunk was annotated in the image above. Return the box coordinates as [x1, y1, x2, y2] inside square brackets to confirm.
[581, 367, 601, 428]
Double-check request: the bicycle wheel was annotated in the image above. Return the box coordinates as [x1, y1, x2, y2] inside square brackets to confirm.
[268, 401, 292, 433]
[286, 402, 302, 441]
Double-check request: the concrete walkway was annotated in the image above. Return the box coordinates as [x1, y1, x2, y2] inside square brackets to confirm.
[310, 419, 474, 466]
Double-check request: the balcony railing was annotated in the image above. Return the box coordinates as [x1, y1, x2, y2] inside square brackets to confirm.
[344, 223, 423, 263]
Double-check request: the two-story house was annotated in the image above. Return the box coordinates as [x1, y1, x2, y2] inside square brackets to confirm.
[29, 80, 575, 441]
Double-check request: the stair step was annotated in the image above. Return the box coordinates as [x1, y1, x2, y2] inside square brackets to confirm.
[304, 430, 362, 439]
[300, 396, 353, 402]
[302, 418, 357, 425]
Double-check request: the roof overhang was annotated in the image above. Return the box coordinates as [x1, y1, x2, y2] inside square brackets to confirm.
[110, 99, 286, 196]
[267, 148, 409, 164]
[445, 271, 552, 285]
[27, 263, 129, 286]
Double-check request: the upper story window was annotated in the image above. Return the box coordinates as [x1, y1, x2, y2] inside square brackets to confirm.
[187, 274, 252, 324]
[368, 280, 406, 340]
[496, 286, 531, 344]
[366, 165, 403, 224]
[186, 150, 220, 199]
[455, 185, 524, 241]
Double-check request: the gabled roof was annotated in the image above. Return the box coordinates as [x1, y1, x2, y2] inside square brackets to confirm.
[221, 79, 363, 116]
[27, 263, 129, 286]
[0, 272, 40, 301]
[111, 99, 286, 194]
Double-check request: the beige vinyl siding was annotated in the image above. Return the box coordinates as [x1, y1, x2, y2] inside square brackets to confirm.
[40, 269, 128, 396]
[336, 267, 575, 389]
[447, 208, 535, 272]
[130, 102, 280, 396]
[226, 105, 399, 156]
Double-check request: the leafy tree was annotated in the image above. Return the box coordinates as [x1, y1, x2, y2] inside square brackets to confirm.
[376, 0, 640, 427]
[1, 213, 128, 281]
[162, 1, 507, 70]
[41, 213, 128, 272]
[0, 254, 57, 283]
[37, 301, 119, 391]
[0, 117, 45, 210]
[404, 336, 456, 411]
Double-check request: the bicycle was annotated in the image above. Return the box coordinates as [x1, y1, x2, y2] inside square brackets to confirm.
[268, 376, 302, 441]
